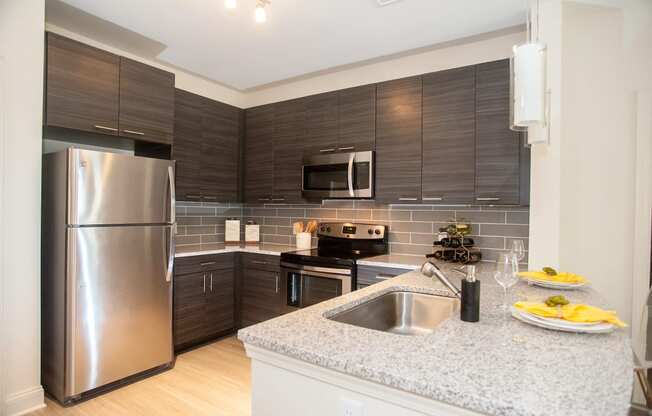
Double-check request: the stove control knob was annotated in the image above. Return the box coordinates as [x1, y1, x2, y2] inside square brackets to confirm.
[374, 229, 382, 235]
[326, 227, 331, 232]
[368, 229, 373, 235]
[320, 227, 325, 232]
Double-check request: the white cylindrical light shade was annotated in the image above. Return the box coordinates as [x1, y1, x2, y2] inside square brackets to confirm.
[255, 5, 267, 22]
[512, 42, 546, 126]
[225, 0, 237, 9]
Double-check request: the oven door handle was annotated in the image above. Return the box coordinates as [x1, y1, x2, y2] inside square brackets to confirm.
[347, 152, 355, 198]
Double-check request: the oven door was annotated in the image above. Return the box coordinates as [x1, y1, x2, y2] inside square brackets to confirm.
[302, 151, 374, 199]
[281, 263, 352, 313]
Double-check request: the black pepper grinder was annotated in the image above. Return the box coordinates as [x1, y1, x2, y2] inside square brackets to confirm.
[461, 265, 480, 322]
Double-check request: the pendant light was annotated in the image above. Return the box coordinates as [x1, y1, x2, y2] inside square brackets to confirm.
[223, 0, 270, 23]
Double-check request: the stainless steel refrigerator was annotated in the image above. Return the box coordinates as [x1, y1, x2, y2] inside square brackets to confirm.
[42, 148, 176, 404]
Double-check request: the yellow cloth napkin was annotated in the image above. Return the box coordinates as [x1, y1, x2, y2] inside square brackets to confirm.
[514, 301, 626, 328]
[517, 271, 588, 284]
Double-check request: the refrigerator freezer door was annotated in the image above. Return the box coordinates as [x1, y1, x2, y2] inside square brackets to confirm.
[68, 149, 175, 225]
[66, 225, 173, 398]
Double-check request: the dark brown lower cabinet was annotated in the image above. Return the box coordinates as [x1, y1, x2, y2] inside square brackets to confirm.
[240, 254, 282, 328]
[173, 255, 235, 351]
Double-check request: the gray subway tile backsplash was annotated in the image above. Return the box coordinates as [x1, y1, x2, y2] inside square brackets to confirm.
[175, 200, 530, 262]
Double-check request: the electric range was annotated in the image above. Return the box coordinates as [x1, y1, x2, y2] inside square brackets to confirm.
[279, 222, 388, 312]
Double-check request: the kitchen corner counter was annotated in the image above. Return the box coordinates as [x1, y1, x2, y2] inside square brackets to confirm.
[357, 254, 424, 269]
[174, 243, 300, 258]
[238, 265, 633, 416]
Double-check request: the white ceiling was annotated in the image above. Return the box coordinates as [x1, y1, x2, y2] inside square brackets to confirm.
[49, 0, 526, 91]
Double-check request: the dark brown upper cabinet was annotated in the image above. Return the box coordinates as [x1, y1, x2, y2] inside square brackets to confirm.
[337, 85, 376, 152]
[375, 76, 423, 204]
[272, 98, 306, 204]
[45, 32, 120, 135]
[118, 58, 175, 144]
[172, 89, 242, 203]
[422, 66, 476, 204]
[45, 33, 175, 145]
[475, 60, 523, 205]
[303, 91, 339, 156]
[244, 105, 275, 203]
[173, 89, 203, 201]
[201, 98, 241, 202]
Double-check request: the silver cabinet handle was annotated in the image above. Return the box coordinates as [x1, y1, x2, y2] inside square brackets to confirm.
[202, 273, 206, 293]
[185, 194, 201, 200]
[209, 272, 213, 292]
[422, 197, 443, 201]
[319, 148, 335, 153]
[252, 260, 269, 265]
[271, 197, 285, 202]
[94, 125, 118, 132]
[398, 197, 418, 201]
[338, 146, 355, 151]
[275, 273, 279, 293]
[476, 197, 501, 201]
[200, 261, 216, 266]
[122, 129, 145, 136]
[347, 152, 355, 198]
[258, 197, 271, 202]
[203, 196, 217, 201]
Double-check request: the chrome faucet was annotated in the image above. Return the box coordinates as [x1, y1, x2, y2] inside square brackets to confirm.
[420, 260, 461, 298]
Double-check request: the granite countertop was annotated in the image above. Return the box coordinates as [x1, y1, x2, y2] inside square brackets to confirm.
[175, 243, 300, 258]
[176, 244, 426, 270]
[238, 263, 633, 416]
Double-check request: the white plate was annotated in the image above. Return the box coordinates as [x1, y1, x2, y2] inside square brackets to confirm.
[510, 307, 614, 333]
[516, 308, 600, 327]
[524, 278, 587, 290]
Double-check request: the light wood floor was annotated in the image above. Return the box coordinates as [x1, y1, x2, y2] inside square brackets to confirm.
[31, 337, 251, 416]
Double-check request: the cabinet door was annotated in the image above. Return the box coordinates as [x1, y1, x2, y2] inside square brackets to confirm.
[173, 272, 207, 349]
[475, 60, 521, 205]
[422, 66, 476, 204]
[201, 99, 241, 202]
[303, 91, 339, 157]
[118, 58, 175, 144]
[245, 105, 275, 203]
[273, 99, 305, 203]
[375, 77, 423, 203]
[45, 32, 120, 135]
[241, 267, 281, 327]
[338, 85, 376, 152]
[204, 267, 235, 337]
[172, 89, 203, 201]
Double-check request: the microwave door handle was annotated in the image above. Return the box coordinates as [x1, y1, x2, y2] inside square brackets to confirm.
[168, 165, 176, 224]
[347, 153, 355, 197]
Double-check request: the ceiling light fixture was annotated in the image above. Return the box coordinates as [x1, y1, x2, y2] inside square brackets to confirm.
[254, 0, 270, 23]
[224, 0, 237, 9]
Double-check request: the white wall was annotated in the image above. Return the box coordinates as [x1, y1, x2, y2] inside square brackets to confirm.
[245, 29, 525, 108]
[45, 24, 248, 109]
[529, 0, 652, 326]
[0, 0, 46, 415]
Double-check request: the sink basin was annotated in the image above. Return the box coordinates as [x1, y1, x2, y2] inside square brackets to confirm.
[328, 291, 459, 336]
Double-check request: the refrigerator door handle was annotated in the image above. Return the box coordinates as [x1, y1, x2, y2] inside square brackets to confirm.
[168, 166, 176, 224]
[165, 224, 175, 283]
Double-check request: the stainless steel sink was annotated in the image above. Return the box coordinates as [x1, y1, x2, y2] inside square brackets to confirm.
[328, 291, 459, 336]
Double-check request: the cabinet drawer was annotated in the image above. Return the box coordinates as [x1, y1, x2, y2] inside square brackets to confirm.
[241, 253, 280, 272]
[175, 253, 234, 276]
[356, 265, 412, 286]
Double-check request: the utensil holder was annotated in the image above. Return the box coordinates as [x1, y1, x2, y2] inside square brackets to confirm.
[296, 232, 312, 250]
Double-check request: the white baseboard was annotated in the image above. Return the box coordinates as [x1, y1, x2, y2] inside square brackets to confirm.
[4, 386, 45, 416]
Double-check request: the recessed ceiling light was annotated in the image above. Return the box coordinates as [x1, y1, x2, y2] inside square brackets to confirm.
[254, 0, 270, 23]
[376, 0, 404, 6]
[224, 0, 237, 9]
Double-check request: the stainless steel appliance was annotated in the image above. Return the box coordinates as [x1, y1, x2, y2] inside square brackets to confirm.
[41, 149, 176, 404]
[280, 222, 387, 313]
[302, 151, 374, 199]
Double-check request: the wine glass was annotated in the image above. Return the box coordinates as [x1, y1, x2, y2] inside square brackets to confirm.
[494, 252, 519, 312]
[509, 239, 526, 263]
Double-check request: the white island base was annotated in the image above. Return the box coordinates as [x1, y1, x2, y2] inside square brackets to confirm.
[246, 344, 481, 416]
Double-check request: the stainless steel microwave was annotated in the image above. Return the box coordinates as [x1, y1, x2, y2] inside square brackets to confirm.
[302, 151, 374, 199]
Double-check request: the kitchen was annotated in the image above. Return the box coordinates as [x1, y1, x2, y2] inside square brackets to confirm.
[1, 1, 651, 416]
